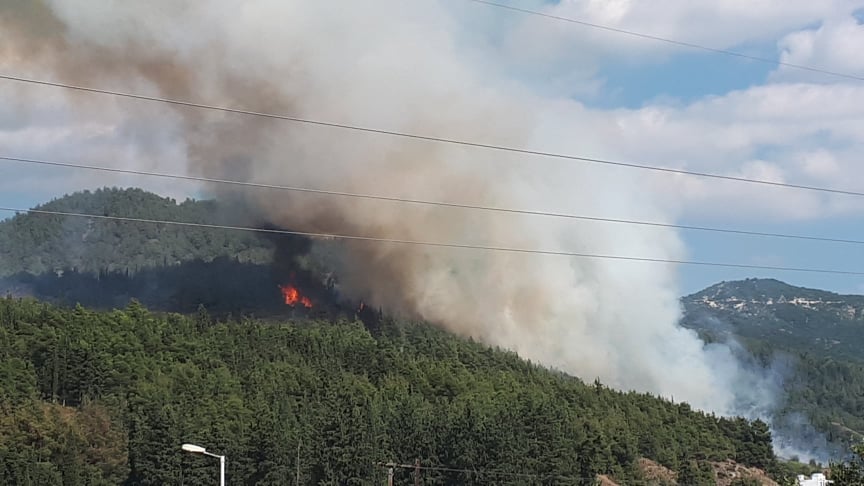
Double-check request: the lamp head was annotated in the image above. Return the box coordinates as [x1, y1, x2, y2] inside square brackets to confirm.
[181, 443, 207, 454]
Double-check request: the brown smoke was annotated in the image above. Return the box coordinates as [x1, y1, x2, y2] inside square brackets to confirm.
[2, 0, 763, 414]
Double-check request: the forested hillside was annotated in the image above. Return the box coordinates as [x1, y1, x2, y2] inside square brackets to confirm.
[1, 257, 292, 315]
[2, 189, 858, 483]
[0, 188, 274, 276]
[682, 279, 864, 361]
[0, 298, 780, 485]
[681, 279, 864, 455]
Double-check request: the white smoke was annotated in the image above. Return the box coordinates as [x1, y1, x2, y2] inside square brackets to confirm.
[2, 0, 771, 416]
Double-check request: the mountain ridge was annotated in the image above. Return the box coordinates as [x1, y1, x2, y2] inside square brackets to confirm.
[686, 278, 864, 308]
[1, 188, 860, 479]
[682, 278, 864, 362]
[681, 277, 864, 459]
[0, 187, 275, 277]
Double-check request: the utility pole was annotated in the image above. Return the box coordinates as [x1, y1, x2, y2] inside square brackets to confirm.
[376, 462, 396, 486]
[219, 455, 226, 486]
[377, 460, 422, 485]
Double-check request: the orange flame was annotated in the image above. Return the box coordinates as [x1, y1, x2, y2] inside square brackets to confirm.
[279, 285, 312, 308]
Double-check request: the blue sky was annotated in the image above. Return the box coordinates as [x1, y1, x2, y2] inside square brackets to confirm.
[679, 216, 864, 295]
[589, 49, 776, 109]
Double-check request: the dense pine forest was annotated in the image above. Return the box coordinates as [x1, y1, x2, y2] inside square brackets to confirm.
[0, 297, 781, 485]
[4, 188, 864, 484]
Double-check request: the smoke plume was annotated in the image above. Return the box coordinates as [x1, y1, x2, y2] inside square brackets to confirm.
[2, 0, 773, 416]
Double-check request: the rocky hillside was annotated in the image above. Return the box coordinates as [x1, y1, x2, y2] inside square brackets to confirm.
[681, 278, 864, 361]
[601, 458, 782, 486]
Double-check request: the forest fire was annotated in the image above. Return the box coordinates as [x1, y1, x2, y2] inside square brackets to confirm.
[279, 284, 312, 308]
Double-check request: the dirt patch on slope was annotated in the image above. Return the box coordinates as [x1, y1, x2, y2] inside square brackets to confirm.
[709, 460, 778, 486]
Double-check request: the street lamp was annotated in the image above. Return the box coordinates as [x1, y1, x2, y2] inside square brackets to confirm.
[181, 443, 226, 486]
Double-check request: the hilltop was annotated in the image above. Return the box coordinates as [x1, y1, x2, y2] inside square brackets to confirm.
[681, 278, 864, 456]
[0, 187, 275, 276]
[0, 188, 342, 316]
[682, 278, 864, 361]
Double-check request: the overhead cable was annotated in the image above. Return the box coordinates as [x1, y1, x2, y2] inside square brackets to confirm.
[1, 206, 862, 276]
[1, 73, 862, 197]
[467, 0, 864, 83]
[3, 154, 864, 246]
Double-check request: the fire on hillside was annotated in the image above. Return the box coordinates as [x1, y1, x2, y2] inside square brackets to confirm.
[279, 284, 312, 308]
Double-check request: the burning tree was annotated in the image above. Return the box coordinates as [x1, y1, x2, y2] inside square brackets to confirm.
[279, 284, 312, 308]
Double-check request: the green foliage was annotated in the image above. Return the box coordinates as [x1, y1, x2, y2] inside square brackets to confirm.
[775, 353, 864, 445]
[682, 278, 864, 362]
[682, 278, 864, 458]
[1, 190, 852, 484]
[830, 443, 864, 485]
[0, 298, 777, 485]
[0, 187, 274, 277]
[2, 257, 292, 315]
[678, 460, 715, 486]
[771, 459, 822, 485]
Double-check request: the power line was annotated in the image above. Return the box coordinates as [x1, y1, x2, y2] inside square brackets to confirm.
[467, 0, 864, 83]
[0, 206, 862, 276]
[1, 73, 863, 197]
[3, 154, 864, 246]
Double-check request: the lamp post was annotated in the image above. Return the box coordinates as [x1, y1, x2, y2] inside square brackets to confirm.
[181, 443, 226, 486]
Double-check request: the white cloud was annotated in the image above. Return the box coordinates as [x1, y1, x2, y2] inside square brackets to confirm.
[461, 0, 864, 100]
[0, 89, 200, 205]
[497, 0, 862, 66]
[537, 80, 864, 222]
[774, 13, 864, 82]
[799, 150, 842, 180]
